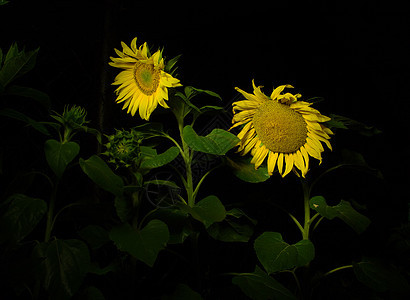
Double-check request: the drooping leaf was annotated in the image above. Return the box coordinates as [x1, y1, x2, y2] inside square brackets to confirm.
[183, 125, 239, 155]
[114, 195, 133, 223]
[190, 86, 222, 101]
[232, 266, 297, 300]
[33, 239, 91, 299]
[0, 193, 47, 243]
[5, 85, 51, 109]
[0, 108, 51, 135]
[326, 114, 382, 136]
[254, 232, 315, 274]
[353, 258, 410, 293]
[79, 155, 124, 196]
[226, 156, 270, 183]
[140, 146, 180, 169]
[109, 220, 169, 267]
[310, 196, 371, 234]
[45, 139, 80, 178]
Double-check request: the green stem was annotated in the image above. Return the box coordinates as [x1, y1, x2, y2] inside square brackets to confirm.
[324, 265, 353, 277]
[176, 113, 195, 207]
[301, 179, 311, 240]
[44, 179, 59, 242]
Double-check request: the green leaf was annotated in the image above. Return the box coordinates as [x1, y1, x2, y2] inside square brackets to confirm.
[192, 195, 226, 228]
[327, 114, 382, 136]
[167, 283, 203, 300]
[232, 266, 297, 300]
[0, 46, 39, 87]
[207, 208, 256, 242]
[5, 85, 51, 109]
[44, 139, 80, 178]
[183, 125, 239, 155]
[78, 225, 110, 250]
[114, 195, 133, 222]
[226, 157, 270, 183]
[254, 232, 315, 274]
[0, 0, 9, 6]
[34, 239, 91, 299]
[79, 155, 124, 196]
[0, 194, 47, 243]
[310, 196, 371, 234]
[109, 220, 169, 267]
[190, 86, 222, 101]
[140, 146, 180, 169]
[0, 108, 51, 135]
[353, 258, 410, 293]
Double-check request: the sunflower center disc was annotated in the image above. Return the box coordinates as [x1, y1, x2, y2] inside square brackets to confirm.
[133, 62, 160, 95]
[252, 101, 308, 153]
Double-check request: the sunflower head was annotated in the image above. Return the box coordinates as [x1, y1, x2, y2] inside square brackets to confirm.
[231, 80, 333, 178]
[109, 37, 182, 120]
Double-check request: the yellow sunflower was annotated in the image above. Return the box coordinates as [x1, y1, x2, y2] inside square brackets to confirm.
[230, 80, 333, 178]
[109, 37, 182, 120]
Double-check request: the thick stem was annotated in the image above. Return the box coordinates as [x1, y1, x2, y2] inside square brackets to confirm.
[177, 114, 195, 207]
[301, 179, 311, 240]
[44, 179, 59, 242]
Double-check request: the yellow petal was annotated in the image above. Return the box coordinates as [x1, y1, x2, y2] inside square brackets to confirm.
[232, 100, 260, 112]
[235, 87, 263, 103]
[282, 154, 294, 177]
[267, 151, 279, 175]
[252, 145, 269, 169]
[277, 153, 284, 175]
[252, 80, 270, 101]
[270, 84, 293, 100]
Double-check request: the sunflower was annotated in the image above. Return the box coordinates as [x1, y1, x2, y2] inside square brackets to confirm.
[230, 80, 333, 178]
[109, 37, 182, 120]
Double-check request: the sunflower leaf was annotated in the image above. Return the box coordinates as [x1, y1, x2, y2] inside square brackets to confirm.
[140, 146, 180, 170]
[232, 266, 298, 300]
[109, 220, 169, 267]
[309, 196, 371, 234]
[79, 155, 124, 196]
[327, 114, 382, 136]
[254, 232, 315, 274]
[33, 239, 90, 298]
[45, 139, 80, 178]
[0, 194, 47, 243]
[225, 157, 270, 183]
[183, 125, 239, 155]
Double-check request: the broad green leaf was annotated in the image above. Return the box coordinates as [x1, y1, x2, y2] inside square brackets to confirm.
[327, 114, 382, 136]
[167, 283, 203, 300]
[140, 146, 180, 169]
[183, 125, 239, 155]
[310, 196, 371, 234]
[192, 195, 226, 228]
[0, 46, 39, 87]
[0, 193, 47, 243]
[0, 108, 50, 135]
[149, 208, 192, 244]
[45, 139, 80, 178]
[207, 208, 256, 242]
[254, 232, 315, 274]
[79, 155, 124, 196]
[5, 85, 51, 109]
[353, 258, 410, 293]
[109, 220, 169, 267]
[226, 157, 270, 183]
[34, 239, 90, 299]
[78, 225, 110, 250]
[114, 195, 133, 222]
[232, 266, 297, 300]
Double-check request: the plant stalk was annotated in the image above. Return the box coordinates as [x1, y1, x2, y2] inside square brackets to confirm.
[44, 179, 59, 242]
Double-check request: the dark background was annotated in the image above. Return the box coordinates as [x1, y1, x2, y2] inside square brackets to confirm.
[1, 0, 408, 218]
[1, 0, 410, 298]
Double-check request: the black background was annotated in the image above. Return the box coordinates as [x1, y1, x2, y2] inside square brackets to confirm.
[1, 0, 410, 298]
